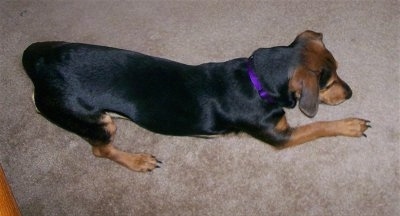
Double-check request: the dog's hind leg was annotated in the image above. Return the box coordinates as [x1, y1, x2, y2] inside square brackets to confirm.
[90, 115, 162, 172]
[34, 96, 161, 172]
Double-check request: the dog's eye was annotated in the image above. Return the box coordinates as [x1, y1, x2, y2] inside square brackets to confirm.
[319, 68, 332, 88]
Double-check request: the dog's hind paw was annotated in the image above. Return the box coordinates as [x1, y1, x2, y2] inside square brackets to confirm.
[92, 144, 162, 172]
[122, 153, 162, 172]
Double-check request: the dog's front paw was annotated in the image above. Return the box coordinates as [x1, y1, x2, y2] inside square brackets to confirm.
[338, 118, 371, 137]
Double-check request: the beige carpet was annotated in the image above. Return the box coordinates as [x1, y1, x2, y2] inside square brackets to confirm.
[1, 1, 399, 215]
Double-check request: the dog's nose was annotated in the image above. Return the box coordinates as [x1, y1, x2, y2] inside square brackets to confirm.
[345, 86, 352, 99]
[345, 90, 352, 99]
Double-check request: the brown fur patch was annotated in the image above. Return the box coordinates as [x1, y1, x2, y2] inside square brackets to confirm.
[274, 115, 289, 132]
[280, 118, 370, 149]
[92, 144, 161, 172]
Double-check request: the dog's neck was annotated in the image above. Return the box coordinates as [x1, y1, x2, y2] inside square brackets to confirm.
[247, 56, 275, 104]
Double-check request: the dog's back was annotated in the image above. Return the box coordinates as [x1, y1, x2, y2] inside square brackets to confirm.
[22, 42, 238, 136]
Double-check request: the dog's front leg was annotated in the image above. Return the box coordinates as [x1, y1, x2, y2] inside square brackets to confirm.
[266, 116, 371, 149]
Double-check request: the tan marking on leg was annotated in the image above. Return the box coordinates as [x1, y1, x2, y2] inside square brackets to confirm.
[105, 112, 129, 120]
[91, 114, 161, 172]
[279, 118, 370, 149]
[92, 144, 161, 172]
[274, 115, 290, 132]
[100, 114, 117, 140]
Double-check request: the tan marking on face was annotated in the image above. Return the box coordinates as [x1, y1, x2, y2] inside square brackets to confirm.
[318, 70, 352, 105]
[290, 31, 352, 107]
[319, 81, 350, 105]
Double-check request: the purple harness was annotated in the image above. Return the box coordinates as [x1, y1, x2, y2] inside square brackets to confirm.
[247, 57, 275, 104]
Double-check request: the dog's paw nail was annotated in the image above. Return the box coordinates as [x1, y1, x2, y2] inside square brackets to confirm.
[362, 133, 367, 137]
[156, 160, 163, 164]
[155, 165, 161, 169]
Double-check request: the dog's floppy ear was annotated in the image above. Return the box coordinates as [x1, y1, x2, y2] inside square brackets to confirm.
[290, 30, 324, 48]
[290, 67, 319, 118]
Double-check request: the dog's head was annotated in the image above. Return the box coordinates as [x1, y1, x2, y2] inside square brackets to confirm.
[252, 30, 352, 118]
[288, 30, 352, 117]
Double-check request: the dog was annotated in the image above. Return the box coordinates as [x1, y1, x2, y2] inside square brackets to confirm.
[22, 30, 370, 172]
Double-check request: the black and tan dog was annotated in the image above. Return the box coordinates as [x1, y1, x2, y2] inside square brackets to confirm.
[22, 30, 370, 172]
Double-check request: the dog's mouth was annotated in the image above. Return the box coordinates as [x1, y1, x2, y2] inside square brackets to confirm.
[319, 95, 349, 106]
[318, 85, 352, 106]
[320, 99, 346, 106]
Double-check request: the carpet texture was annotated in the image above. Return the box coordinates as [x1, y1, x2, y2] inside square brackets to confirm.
[1, 1, 399, 215]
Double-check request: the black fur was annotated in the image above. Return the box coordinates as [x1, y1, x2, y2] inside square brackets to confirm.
[22, 42, 307, 146]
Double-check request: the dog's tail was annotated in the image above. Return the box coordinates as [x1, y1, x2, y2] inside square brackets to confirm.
[22, 41, 66, 81]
